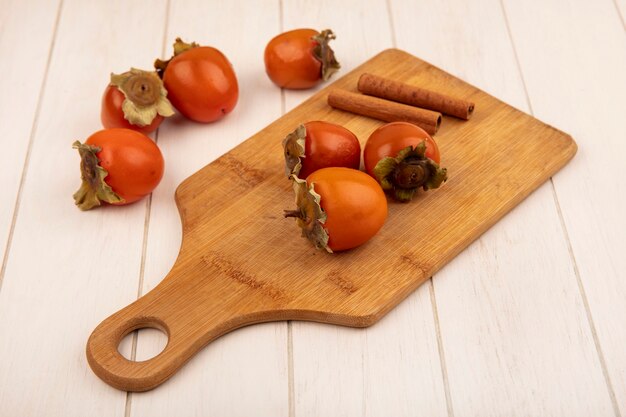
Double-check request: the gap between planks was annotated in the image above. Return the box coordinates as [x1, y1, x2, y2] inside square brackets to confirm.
[610, 0, 626, 31]
[384, 0, 398, 50]
[499, 1, 622, 415]
[0, 0, 65, 296]
[429, 280, 455, 417]
[287, 322, 295, 417]
[386, 1, 454, 415]
[123, 192, 154, 417]
[550, 183, 621, 417]
[125, 1, 171, 415]
[278, 1, 295, 415]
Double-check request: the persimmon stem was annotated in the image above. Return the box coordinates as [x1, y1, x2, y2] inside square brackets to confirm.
[72, 141, 124, 210]
[283, 209, 303, 219]
[109, 69, 174, 126]
[394, 159, 429, 189]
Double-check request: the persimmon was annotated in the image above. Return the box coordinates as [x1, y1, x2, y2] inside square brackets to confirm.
[285, 168, 387, 252]
[155, 38, 238, 123]
[101, 68, 174, 134]
[73, 128, 164, 210]
[363, 122, 447, 202]
[282, 121, 360, 178]
[264, 29, 340, 89]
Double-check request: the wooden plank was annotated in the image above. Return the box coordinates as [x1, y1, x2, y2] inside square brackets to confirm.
[504, 0, 626, 413]
[0, 0, 167, 415]
[362, 282, 449, 417]
[128, 0, 289, 415]
[391, 0, 617, 415]
[0, 0, 60, 282]
[283, 2, 441, 416]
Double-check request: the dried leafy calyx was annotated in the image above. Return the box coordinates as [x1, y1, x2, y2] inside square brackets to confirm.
[72, 141, 124, 211]
[283, 176, 332, 253]
[154, 37, 200, 78]
[312, 29, 340, 81]
[374, 142, 448, 202]
[282, 124, 307, 177]
[110, 68, 174, 127]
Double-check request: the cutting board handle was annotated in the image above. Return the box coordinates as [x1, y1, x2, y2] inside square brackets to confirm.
[85, 276, 263, 392]
[86, 305, 173, 392]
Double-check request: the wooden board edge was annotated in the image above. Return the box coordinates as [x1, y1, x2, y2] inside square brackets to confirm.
[168, 49, 579, 328]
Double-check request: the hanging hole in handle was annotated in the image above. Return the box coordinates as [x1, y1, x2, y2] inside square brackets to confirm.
[118, 322, 169, 362]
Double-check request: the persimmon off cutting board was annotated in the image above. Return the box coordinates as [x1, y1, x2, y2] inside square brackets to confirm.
[87, 49, 577, 391]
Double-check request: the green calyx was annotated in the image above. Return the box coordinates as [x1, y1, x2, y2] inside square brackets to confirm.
[282, 124, 306, 177]
[110, 68, 174, 127]
[374, 142, 448, 202]
[312, 29, 340, 81]
[283, 176, 332, 253]
[72, 141, 124, 211]
[154, 37, 200, 78]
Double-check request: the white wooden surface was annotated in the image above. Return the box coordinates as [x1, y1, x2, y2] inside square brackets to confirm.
[0, 0, 60, 286]
[0, 0, 624, 416]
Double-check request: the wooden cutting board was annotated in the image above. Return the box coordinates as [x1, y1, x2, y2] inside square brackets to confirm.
[86, 48, 577, 392]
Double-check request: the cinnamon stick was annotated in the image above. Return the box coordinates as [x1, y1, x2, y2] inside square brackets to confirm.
[358, 73, 475, 120]
[327, 90, 441, 135]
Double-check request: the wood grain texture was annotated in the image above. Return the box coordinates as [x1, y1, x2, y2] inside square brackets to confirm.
[0, 0, 168, 416]
[129, 1, 289, 416]
[392, 0, 618, 415]
[504, 0, 626, 413]
[0, 0, 60, 277]
[86, 47, 576, 392]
